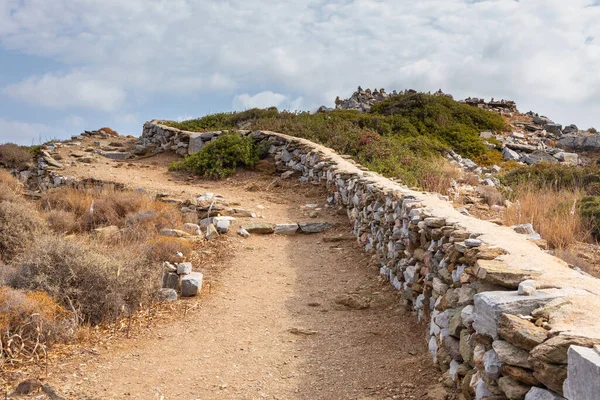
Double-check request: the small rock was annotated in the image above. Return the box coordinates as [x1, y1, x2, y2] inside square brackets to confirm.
[103, 151, 131, 160]
[177, 262, 193, 275]
[205, 224, 219, 240]
[158, 288, 178, 302]
[334, 294, 371, 310]
[518, 280, 537, 296]
[181, 272, 203, 297]
[163, 261, 177, 273]
[183, 223, 202, 236]
[160, 228, 191, 238]
[162, 272, 179, 290]
[237, 227, 250, 238]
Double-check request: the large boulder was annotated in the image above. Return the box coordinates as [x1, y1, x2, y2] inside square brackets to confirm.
[503, 147, 521, 161]
[562, 124, 578, 135]
[543, 124, 563, 135]
[557, 134, 600, 152]
[524, 151, 558, 165]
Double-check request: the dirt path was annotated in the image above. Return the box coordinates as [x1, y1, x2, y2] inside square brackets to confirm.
[45, 151, 441, 399]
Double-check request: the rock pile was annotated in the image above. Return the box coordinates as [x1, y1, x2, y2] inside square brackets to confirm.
[160, 261, 203, 299]
[462, 98, 518, 113]
[141, 120, 600, 399]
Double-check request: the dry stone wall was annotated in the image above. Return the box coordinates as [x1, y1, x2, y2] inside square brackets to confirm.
[142, 121, 600, 400]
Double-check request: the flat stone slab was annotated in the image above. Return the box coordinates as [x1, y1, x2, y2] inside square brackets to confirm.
[103, 151, 131, 160]
[181, 272, 203, 297]
[474, 259, 539, 289]
[241, 223, 275, 234]
[298, 222, 332, 234]
[274, 224, 299, 235]
[159, 228, 191, 238]
[525, 387, 565, 400]
[563, 345, 600, 400]
[473, 290, 569, 339]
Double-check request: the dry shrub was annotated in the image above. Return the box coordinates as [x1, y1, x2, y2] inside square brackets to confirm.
[0, 287, 74, 365]
[477, 186, 505, 206]
[418, 159, 462, 195]
[459, 172, 481, 187]
[0, 201, 47, 262]
[99, 127, 119, 137]
[45, 209, 80, 234]
[504, 184, 589, 248]
[7, 236, 160, 325]
[0, 143, 33, 170]
[553, 247, 599, 277]
[0, 169, 22, 202]
[40, 187, 181, 236]
[145, 237, 193, 263]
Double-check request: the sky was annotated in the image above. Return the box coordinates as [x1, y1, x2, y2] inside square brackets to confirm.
[2, 0, 600, 145]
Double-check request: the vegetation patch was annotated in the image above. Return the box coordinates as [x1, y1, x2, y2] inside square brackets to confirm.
[164, 92, 508, 190]
[169, 132, 264, 178]
[0, 143, 34, 170]
[579, 196, 600, 239]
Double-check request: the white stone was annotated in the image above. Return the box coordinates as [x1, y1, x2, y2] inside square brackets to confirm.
[563, 345, 600, 400]
[177, 262, 193, 275]
[181, 272, 203, 297]
[461, 305, 475, 327]
[483, 349, 502, 379]
[518, 280, 537, 296]
[473, 290, 567, 339]
[274, 224, 299, 235]
[524, 387, 565, 400]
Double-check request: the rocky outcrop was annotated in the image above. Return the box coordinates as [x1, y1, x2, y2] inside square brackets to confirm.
[140, 121, 600, 400]
[557, 134, 600, 153]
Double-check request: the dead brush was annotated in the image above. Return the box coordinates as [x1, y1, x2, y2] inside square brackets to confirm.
[0, 201, 47, 262]
[7, 236, 161, 326]
[40, 187, 182, 236]
[0, 144, 33, 170]
[0, 287, 73, 368]
[0, 169, 23, 202]
[144, 237, 194, 263]
[418, 159, 462, 195]
[504, 183, 591, 248]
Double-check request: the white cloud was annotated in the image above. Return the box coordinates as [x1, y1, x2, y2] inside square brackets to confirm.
[4, 71, 126, 112]
[64, 115, 84, 128]
[233, 91, 287, 110]
[2, 0, 600, 127]
[0, 119, 66, 145]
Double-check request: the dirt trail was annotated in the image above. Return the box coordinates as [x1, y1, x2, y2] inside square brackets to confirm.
[46, 153, 440, 399]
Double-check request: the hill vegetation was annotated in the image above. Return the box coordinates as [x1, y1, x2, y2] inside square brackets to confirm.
[165, 92, 508, 189]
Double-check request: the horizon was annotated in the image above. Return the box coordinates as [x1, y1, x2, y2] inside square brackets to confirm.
[2, 0, 600, 145]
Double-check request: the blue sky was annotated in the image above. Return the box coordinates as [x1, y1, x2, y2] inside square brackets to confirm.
[2, 0, 600, 145]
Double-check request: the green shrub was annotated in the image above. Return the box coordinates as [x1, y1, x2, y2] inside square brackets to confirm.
[0, 143, 34, 170]
[580, 196, 600, 238]
[162, 91, 509, 190]
[500, 163, 600, 193]
[170, 132, 263, 178]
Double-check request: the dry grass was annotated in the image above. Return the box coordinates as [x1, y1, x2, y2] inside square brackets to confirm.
[40, 187, 182, 235]
[0, 144, 33, 170]
[418, 159, 462, 195]
[145, 237, 194, 263]
[99, 127, 119, 137]
[504, 184, 590, 248]
[0, 169, 23, 202]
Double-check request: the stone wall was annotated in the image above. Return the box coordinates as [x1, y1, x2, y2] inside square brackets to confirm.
[142, 121, 600, 400]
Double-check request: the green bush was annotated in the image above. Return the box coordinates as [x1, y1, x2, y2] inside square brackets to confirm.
[170, 132, 263, 178]
[579, 196, 600, 238]
[500, 163, 600, 193]
[161, 91, 509, 189]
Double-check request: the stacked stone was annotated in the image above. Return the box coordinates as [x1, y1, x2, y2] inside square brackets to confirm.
[161, 261, 203, 299]
[139, 121, 193, 156]
[141, 121, 600, 400]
